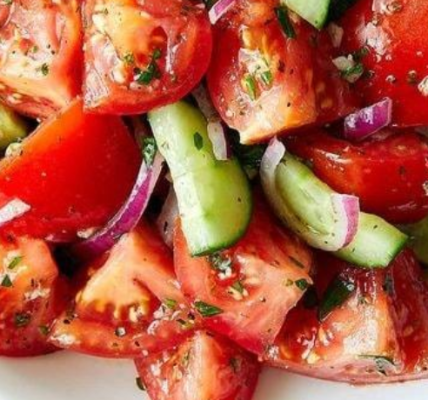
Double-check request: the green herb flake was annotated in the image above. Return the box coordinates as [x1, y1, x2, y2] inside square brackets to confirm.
[135, 377, 146, 391]
[1, 274, 12, 288]
[14, 312, 31, 328]
[318, 276, 356, 321]
[341, 62, 364, 79]
[231, 280, 245, 294]
[359, 355, 395, 375]
[142, 137, 157, 166]
[194, 301, 223, 317]
[164, 298, 178, 310]
[207, 252, 232, 272]
[8, 256, 22, 270]
[244, 74, 257, 100]
[135, 49, 162, 85]
[193, 132, 204, 150]
[295, 279, 309, 291]
[40, 63, 49, 76]
[275, 6, 296, 39]
[123, 52, 135, 65]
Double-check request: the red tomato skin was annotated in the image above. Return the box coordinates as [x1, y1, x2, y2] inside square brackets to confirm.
[174, 196, 313, 355]
[207, 0, 356, 144]
[49, 223, 196, 358]
[0, 237, 70, 357]
[135, 331, 260, 400]
[83, 0, 212, 115]
[287, 129, 428, 224]
[0, 0, 83, 119]
[0, 99, 141, 240]
[341, 0, 428, 126]
[266, 250, 428, 384]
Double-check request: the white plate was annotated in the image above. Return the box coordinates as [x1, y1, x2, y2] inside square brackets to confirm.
[0, 351, 427, 400]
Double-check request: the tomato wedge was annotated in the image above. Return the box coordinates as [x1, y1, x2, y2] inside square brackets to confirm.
[207, 0, 355, 144]
[135, 331, 260, 400]
[0, 236, 69, 357]
[83, 0, 212, 115]
[0, 99, 140, 241]
[287, 129, 428, 224]
[174, 196, 313, 354]
[49, 223, 196, 358]
[0, 0, 82, 119]
[340, 0, 428, 126]
[267, 250, 428, 384]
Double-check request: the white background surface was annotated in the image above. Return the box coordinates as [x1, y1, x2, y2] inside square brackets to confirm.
[0, 351, 427, 400]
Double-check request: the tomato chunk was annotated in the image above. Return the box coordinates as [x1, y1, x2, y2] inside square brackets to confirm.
[0, 99, 141, 241]
[0, 0, 83, 119]
[0, 236, 69, 357]
[83, 0, 212, 115]
[340, 0, 428, 126]
[287, 129, 428, 223]
[135, 331, 260, 400]
[267, 250, 428, 384]
[207, 0, 355, 144]
[49, 222, 196, 358]
[174, 196, 313, 354]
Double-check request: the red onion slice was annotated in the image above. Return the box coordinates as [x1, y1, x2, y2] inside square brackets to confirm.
[330, 193, 360, 248]
[192, 84, 230, 161]
[208, 0, 236, 24]
[70, 153, 164, 262]
[0, 198, 31, 227]
[156, 187, 179, 248]
[261, 137, 360, 252]
[344, 98, 392, 141]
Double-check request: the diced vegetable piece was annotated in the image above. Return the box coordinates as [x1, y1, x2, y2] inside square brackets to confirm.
[0, 104, 28, 150]
[135, 331, 260, 400]
[401, 217, 428, 265]
[283, 0, 330, 29]
[149, 101, 252, 256]
[261, 140, 408, 268]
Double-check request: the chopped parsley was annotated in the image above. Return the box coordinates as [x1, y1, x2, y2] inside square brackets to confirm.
[207, 252, 232, 272]
[231, 280, 245, 294]
[295, 278, 309, 291]
[39, 325, 50, 336]
[318, 276, 356, 321]
[360, 355, 395, 375]
[194, 301, 223, 317]
[8, 255, 22, 270]
[1, 274, 12, 288]
[142, 137, 157, 166]
[14, 312, 31, 328]
[244, 75, 257, 100]
[134, 49, 162, 85]
[275, 6, 296, 39]
[164, 298, 178, 310]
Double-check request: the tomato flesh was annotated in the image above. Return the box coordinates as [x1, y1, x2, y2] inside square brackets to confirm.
[83, 0, 212, 115]
[340, 0, 428, 126]
[267, 250, 428, 383]
[0, 0, 82, 119]
[0, 99, 141, 241]
[174, 196, 313, 355]
[135, 331, 260, 400]
[49, 223, 196, 358]
[0, 236, 69, 357]
[287, 129, 428, 224]
[207, 0, 355, 144]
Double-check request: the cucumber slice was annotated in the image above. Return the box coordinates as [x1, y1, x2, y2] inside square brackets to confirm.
[401, 218, 428, 265]
[261, 149, 408, 268]
[0, 104, 28, 149]
[283, 0, 331, 29]
[336, 213, 408, 268]
[149, 102, 252, 256]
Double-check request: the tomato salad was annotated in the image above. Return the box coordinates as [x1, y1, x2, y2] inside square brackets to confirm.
[1, 0, 428, 399]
